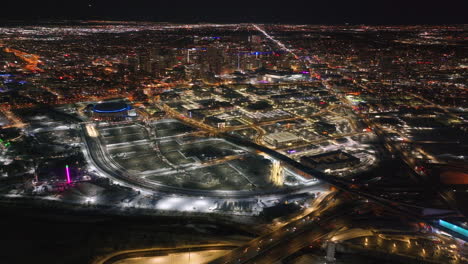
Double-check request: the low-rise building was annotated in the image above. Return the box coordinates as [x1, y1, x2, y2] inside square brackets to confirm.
[264, 132, 301, 147]
[300, 150, 360, 171]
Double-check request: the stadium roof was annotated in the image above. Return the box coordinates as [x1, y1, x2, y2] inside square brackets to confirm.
[93, 102, 130, 113]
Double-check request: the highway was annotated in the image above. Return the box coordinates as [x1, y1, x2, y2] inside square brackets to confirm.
[244, 21, 463, 235]
[95, 244, 238, 264]
[247, 24, 460, 222]
[207, 192, 465, 264]
[208, 194, 353, 264]
[252, 24, 299, 60]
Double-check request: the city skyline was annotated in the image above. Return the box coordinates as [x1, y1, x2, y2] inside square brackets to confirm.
[0, 20, 466, 264]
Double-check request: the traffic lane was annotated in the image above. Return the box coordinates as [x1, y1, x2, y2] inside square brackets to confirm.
[208, 201, 353, 264]
[209, 200, 341, 263]
[242, 217, 350, 264]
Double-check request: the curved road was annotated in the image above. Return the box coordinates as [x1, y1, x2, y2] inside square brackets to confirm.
[81, 123, 327, 198]
[96, 244, 238, 264]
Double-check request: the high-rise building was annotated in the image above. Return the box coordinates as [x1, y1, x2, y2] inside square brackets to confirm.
[139, 54, 152, 73]
[149, 47, 160, 62]
[206, 47, 224, 75]
[127, 55, 139, 73]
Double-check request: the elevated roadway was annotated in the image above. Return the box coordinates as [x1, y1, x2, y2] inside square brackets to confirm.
[208, 196, 354, 264]
[95, 244, 238, 264]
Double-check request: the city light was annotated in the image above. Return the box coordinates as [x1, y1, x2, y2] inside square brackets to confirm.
[0, 20, 466, 264]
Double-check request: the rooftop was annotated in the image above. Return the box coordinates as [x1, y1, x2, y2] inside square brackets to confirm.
[264, 132, 301, 143]
[93, 102, 129, 113]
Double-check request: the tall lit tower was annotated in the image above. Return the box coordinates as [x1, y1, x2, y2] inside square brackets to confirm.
[65, 165, 71, 184]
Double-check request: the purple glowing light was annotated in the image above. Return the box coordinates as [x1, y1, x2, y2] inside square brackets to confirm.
[65, 165, 71, 184]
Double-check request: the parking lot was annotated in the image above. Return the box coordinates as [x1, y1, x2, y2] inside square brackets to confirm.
[95, 121, 284, 191]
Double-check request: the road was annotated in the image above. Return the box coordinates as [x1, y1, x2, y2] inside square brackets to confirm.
[245, 22, 461, 225]
[74, 23, 458, 219]
[95, 244, 238, 264]
[81, 123, 327, 198]
[208, 194, 352, 264]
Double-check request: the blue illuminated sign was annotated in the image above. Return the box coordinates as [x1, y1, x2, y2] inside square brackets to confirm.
[439, 219, 468, 237]
[236, 51, 284, 56]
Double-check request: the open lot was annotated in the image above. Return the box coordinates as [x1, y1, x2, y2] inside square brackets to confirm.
[94, 121, 281, 191]
[229, 155, 273, 188]
[108, 144, 170, 171]
[159, 139, 241, 163]
[146, 163, 253, 190]
[163, 151, 195, 165]
[179, 140, 239, 161]
[35, 130, 80, 144]
[152, 120, 196, 138]
[99, 125, 148, 145]
[114, 154, 170, 172]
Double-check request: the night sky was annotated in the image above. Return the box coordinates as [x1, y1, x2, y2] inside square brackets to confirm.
[2, 0, 467, 24]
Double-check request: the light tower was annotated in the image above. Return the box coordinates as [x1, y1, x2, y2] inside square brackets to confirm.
[269, 160, 284, 186]
[65, 165, 71, 184]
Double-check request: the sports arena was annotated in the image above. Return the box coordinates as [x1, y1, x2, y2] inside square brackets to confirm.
[91, 102, 133, 121]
